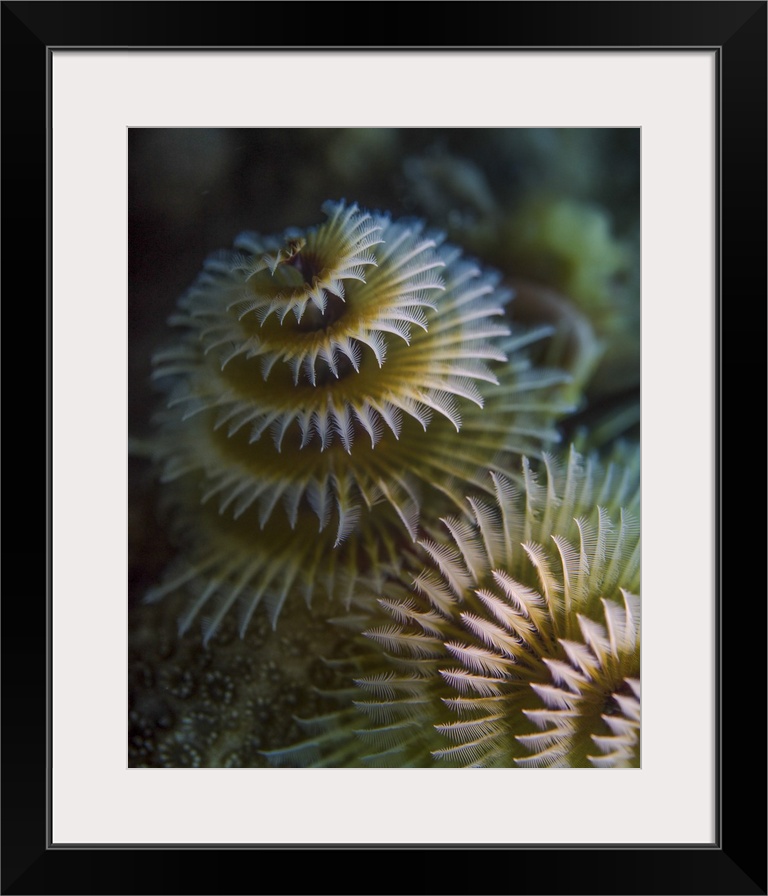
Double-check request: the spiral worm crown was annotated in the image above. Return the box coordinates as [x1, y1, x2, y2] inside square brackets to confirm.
[365, 445, 641, 768]
[149, 201, 572, 640]
[265, 444, 640, 769]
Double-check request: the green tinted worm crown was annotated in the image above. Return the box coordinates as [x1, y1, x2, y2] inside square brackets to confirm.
[265, 444, 640, 769]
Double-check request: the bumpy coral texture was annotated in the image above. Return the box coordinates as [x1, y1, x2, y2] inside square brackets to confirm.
[149, 201, 572, 642]
[265, 445, 640, 768]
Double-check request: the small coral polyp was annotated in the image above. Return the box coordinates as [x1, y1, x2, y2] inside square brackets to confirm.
[150, 201, 571, 641]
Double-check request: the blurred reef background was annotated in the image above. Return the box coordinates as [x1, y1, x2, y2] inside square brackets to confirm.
[129, 127, 640, 767]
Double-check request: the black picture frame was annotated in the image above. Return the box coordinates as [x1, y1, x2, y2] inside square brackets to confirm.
[3, 2, 765, 894]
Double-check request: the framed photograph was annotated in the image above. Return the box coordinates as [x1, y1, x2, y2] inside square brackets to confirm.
[4, 2, 765, 894]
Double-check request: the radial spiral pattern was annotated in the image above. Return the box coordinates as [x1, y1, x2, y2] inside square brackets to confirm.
[149, 201, 573, 640]
[265, 444, 640, 768]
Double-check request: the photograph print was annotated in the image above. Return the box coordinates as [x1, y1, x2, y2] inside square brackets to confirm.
[128, 127, 641, 769]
